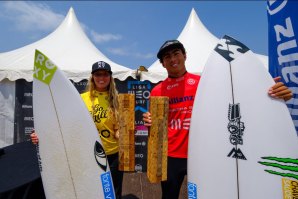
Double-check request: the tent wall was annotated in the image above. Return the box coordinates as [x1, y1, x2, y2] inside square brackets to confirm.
[0, 79, 15, 147]
[14, 80, 33, 144]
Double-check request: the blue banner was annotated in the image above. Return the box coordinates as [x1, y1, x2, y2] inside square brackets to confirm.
[267, 0, 298, 134]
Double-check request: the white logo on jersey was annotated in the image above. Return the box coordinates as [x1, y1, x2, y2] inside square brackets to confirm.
[187, 78, 196, 85]
[170, 118, 191, 130]
[167, 83, 179, 90]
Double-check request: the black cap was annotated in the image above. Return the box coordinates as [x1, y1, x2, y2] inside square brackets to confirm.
[91, 61, 112, 74]
[157, 39, 185, 59]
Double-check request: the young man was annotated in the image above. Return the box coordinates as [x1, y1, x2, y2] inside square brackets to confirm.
[143, 39, 292, 199]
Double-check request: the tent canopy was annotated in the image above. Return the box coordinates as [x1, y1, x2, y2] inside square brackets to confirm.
[148, 8, 268, 82]
[0, 7, 133, 82]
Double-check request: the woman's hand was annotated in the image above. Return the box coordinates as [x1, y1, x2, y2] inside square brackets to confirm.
[114, 130, 120, 139]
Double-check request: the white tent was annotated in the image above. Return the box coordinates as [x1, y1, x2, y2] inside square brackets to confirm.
[148, 8, 268, 82]
[0, 7, 133, 82]
[0, 8, 133, 147]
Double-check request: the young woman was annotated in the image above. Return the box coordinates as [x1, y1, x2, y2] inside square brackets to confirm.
[31, 61, 123, 199]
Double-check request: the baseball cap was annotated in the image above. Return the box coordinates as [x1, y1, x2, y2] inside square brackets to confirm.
[157, 40, 185, 59]
[91, 61, 112, 74]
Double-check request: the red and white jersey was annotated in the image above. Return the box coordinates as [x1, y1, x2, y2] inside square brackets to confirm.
[151, 72, 200, 158]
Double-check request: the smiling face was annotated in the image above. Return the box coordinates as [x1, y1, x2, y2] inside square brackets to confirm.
[92, 70, 111, 91]
[160, 48, 187, 78]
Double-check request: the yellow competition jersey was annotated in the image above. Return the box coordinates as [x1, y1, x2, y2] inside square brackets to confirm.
[81, 91, 119, 155]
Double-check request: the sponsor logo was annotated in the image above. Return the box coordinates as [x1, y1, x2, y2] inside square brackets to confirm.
[169, 96, 194, 105]
[24, 93, 32, 97]
[170, 118, 191, 130]
[259, 156, 298, 198]
[216, 36, 248, 160]
[227, 103, 246, 160]
[282, 178, 298, 199]
[187, 78, 196, 85]
[215, 35, 249, 62]
[135, 153, 144, 158]
[227, 148, 246, 160]
[130, 90, 150, 100]
[135, 130, 148, 136]
[92, 105, 108, 123]
[33, 50, 57, 85]
[167, 83, 179, 90]
[101, 171, 115, 199]
[135, 164, 142, 172]
[135, 141, 146, 146]
[97, 61, 106, 69]
[74, 81, 87, 87]
[94, 141, 107, 172]
[100, 129, 111, 138]
[188, 182, 198, 199]
[267, 0, 287, 15]
[25, 127, 34, 135]
[127, 81, 151, 113]
[24, 117, 34, 121]
[135, 121, 145, 125]
[258, 157, 298, 180]
[22, 105, 32, 109]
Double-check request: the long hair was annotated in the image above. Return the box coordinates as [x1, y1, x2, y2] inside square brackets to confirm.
[85, 74, 119, 124]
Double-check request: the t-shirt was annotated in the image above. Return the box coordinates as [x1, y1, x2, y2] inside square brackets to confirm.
[150, 72, 200, 158]
[81, 91, 119, 155]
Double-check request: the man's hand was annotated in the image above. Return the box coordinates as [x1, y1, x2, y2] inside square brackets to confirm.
[268, 76, 293, 101]
[30, 130, 39, 145]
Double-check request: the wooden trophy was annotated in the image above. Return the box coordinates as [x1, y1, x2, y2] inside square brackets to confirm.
[147, 96, 169, 183]
[118, 93, 135, 171]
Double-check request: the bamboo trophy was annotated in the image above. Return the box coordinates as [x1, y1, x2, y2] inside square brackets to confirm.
[147, 96, 169, 183]
[118, 93, 135, 171]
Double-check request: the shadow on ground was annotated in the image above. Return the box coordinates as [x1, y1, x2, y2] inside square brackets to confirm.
[122, 194, 140, 199]
[122, 172, 187, 199]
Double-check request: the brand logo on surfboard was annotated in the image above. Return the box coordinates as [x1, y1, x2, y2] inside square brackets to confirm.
[100, 171, 115, 199]
[259, 157, 298, 198]
[94, 141, 108, 172]
[216, 35, 249, 160]
[33, 50, 57, 85]
[36, 143, 43, 172]
[188, 182, 198, 199]
[227, 103, 247, 160]
[258, 157, 298, 180]
[214, 35, 249, 62]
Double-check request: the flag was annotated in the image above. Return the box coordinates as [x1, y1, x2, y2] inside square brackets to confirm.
[267, 0, 298, 134]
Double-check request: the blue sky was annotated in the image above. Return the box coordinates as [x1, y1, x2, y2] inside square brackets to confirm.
[0, 1, 268, 69]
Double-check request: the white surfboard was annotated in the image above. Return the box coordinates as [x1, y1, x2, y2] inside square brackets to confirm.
[33, 50, 115, 199]
[188, 35, 298, 199]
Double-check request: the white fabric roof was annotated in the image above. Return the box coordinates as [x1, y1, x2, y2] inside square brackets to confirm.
[147, 8, 268, 82]
[0, 7, 133, 82]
